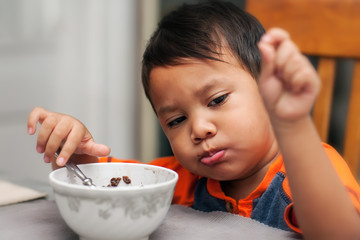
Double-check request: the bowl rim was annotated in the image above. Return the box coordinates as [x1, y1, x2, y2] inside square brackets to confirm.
[49, 162, 178, 192]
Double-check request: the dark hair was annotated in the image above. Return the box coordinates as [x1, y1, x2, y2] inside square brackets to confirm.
[142, 1, 265, 105]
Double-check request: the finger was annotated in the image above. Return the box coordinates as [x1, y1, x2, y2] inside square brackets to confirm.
[258, 34, 276, 81]
[56, 142, 111, 167]
[258, 34, 285, 111]
[258, 28, 291, 82]
[276, 39, 298, 68]
[55, 145, 74, 167]
[289, 65, 320, 95]
[27, 107, 48, 135]
[55, 121, 91, 166]
[275, 43, 301, 89]
[281, 54, 309, 92]
[44, 118, 74, 164]
[36, 114, 59, 155]
[56, 130, 111, 166]
[83, 141, 111, 157]
[264, 28, 290, 48]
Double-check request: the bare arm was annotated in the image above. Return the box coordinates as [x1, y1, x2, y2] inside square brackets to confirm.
[258, 28, 360, 239]
[28, 107, 110, 168]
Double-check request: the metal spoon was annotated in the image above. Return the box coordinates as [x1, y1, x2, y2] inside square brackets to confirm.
[55, 152, 96, 187]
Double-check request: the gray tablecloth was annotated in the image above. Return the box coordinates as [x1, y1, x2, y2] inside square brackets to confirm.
[0, 199, 77, 240]
[0, 199, 302, 240]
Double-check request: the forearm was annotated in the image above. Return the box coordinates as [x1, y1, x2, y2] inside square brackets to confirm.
[272, 116, 360, 239]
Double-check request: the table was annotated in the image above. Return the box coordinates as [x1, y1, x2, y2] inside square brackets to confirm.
[0, 198, 302, 240]
[0, 171, 302, 240]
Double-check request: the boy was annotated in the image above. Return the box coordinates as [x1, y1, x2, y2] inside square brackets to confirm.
[27, 2, 360, 239]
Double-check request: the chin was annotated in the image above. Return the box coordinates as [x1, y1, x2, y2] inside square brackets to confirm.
[200, 170, 240, 182]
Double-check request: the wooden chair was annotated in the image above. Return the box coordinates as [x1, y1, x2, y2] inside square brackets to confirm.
[246, 0, 360, 179]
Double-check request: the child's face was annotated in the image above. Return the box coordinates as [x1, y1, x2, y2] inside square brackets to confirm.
[149, 52, 278, 181]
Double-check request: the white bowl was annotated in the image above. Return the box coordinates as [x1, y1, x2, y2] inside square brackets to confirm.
[49, 162, 178, 240]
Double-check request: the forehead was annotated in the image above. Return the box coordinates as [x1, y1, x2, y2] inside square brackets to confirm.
[150, 59, 230, 87]
[148, 55, 253, 115]
[148, 61, 206, 114]
[149, 50, 239, 88]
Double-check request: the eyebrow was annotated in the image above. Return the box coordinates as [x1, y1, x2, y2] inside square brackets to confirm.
[157, 78, 223, 116]
[194, 80, 220, 97]
[157, 105, 178, 116]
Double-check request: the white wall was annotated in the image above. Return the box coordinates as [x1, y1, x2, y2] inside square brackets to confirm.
[0, 0, 158, 183]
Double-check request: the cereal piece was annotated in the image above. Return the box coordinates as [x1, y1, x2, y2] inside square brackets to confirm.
[123, 176, 131, 184]
[108, 177, 121, 187]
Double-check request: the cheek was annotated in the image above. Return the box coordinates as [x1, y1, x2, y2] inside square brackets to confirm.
[167, 132, 194, 164]
[225, 95, 271, 139]
[168, 134, 186, 156]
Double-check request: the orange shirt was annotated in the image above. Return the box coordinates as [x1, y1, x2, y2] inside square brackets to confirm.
[99, 143, 360, 233]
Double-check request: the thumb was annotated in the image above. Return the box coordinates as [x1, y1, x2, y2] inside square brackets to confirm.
[82, 141, 111, 157]
[258, 34, 276, 83]
[257, 34, 283, 111]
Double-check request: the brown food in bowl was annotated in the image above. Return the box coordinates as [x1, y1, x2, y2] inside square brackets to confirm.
[106, 176, 131, 187]
[123, 176, 131, 184]
[108, 177, 122, 187]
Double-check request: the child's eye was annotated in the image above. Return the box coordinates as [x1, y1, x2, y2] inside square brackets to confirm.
[208, 94, 228, 107]
[168, 116, 186, 128]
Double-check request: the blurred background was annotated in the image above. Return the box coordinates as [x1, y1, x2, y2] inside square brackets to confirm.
[0, 0, 226, 184]
[0, 0, 155, 183]
[0, 0, 350, 184]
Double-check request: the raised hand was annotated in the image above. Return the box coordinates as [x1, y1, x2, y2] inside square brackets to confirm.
[257, 28, 320, 124]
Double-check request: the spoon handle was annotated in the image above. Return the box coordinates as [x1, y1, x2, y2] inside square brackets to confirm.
[65, 162, 96, 187]
[54, 150, 96, 187]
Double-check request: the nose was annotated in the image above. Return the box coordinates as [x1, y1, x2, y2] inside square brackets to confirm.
[190, 117, 217, 144]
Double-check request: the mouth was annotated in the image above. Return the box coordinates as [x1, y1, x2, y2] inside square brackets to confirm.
[199, 149, 226, 166]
